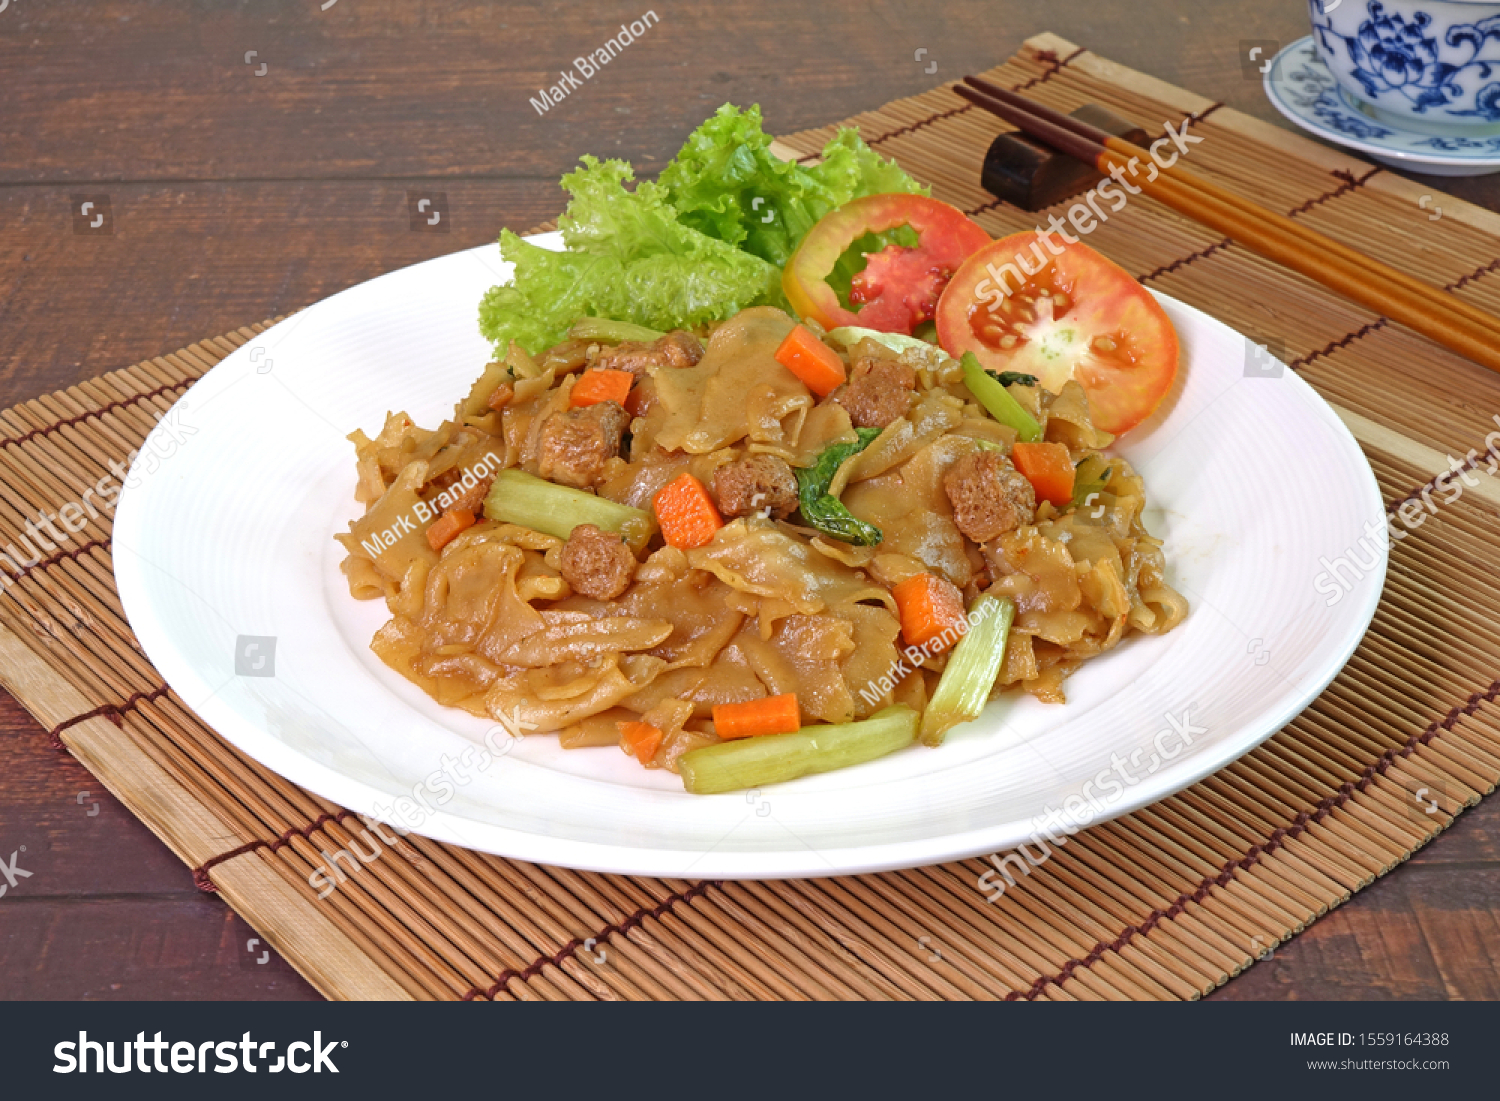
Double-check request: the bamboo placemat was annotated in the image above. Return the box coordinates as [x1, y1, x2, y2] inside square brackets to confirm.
[4, 32, 1500, 1000]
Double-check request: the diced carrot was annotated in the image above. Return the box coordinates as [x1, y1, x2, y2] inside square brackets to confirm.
[570, 368, 633, 408]
[653, 472, 723, 549]
[774, 324, 847, 398]
[425, 507, 476, 552]
[618, 720, 664, 765]
[1011, 441, 1076, 507]
[486, 381, 514, 411]
[713, 694, 801, 739]
[891, 573, 968, 652]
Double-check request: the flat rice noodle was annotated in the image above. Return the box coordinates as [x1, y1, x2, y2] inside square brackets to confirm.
[644, 307, 805, 454]
[341, 554, 390, 601]
[559, 707, 637, 749]
[781, 401, 856, 468]
[367, 411, 451, 484]
[370, 616, 491, 714]
[841, 435, 976, 588]
[734, 615, 857, 724]
[1042, 380, 1115, 451]
[493, 609, 673, 667]
[1080, 557, 1131, 619]
[998, 628, 1039, 686]
[596, 449, 733, 511]
[682, 640, 769, 717]
[342, 460, 439, 581]
[837, 602, 904, 718]
[687, 519, 895, 617]
[840, 391, 964, 487]
[949, 417, 1017, 451]
[744, 382, 810, 456]
[1019, 608, 1094, 646]
[621, 665, 710, 712]
[987, 529, 1081, 615]
[486, 654, 665, 732]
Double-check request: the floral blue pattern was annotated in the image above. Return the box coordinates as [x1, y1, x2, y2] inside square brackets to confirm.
[1282, 55, 1396, 139]
[1313, 0, 1500, 119]
[1264, 39, 1500, 168]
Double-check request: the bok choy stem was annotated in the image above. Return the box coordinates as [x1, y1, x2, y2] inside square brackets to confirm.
[919, 594, 1015, 746]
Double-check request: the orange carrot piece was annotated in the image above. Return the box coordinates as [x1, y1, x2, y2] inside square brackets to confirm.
[425, 507, 476, 552]
[618, 720, 664, 765]
[1011, 441, 1076, 507]
[713, 694, 801, 739]
[570, 369, 633, 408]
[487, 381, 514, 411]
[891, 573, 968, 652]
[653, 472, 723, 549]
[774, 324, 847, 398]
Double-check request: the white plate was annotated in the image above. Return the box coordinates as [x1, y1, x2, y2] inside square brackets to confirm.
[114, 233, 1387, 880]
[1265, 37, 1500, 177]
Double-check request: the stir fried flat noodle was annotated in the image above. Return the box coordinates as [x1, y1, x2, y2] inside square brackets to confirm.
[337, 306, 1188, 768]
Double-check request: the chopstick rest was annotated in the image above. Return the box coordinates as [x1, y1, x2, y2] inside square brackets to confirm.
[981, 103, 1147, 212]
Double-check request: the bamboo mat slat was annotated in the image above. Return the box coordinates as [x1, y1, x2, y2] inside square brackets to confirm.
[4, 32, 1500, 1000]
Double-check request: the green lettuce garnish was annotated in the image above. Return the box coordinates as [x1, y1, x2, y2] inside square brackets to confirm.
[479, 104, 924, 356]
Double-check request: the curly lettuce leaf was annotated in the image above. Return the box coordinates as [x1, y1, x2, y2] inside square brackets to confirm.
[658, 104, 927, 269]
[479, 105, 929, 356]
[479, 156, 780, 355]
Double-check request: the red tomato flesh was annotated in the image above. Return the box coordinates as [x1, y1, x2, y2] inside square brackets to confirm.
[784, 194, 990, 335]
[935, 233, 1179, 436]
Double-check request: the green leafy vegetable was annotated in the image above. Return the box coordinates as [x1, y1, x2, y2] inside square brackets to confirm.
[1070, 455, 1114, 511]
[795, 427, 883, 546]
[658, 105, 927, 269]
[479, 157, 779, 356]
[961, 352, 1042, 442]
[479, 105, 927, 357]
[987, 369, 1039, 388]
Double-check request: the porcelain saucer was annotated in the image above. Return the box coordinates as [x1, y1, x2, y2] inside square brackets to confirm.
[1265, 37, 1500, 177]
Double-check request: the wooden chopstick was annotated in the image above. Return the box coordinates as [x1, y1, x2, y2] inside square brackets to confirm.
[955, 78, 1500, 376]
[963, 74, 1500, 345]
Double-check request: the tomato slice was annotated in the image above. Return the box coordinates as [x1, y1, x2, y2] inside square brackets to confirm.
[784, 194, 990, 335]
[935, 233, 1179, 435]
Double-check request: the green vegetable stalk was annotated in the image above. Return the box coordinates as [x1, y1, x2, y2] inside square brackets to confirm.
[796, 427, 883, 546]
[919, 594, 1015, 746]
[483, 469, 655, 552]
[960, 353, 1043, 443]
[567, 317, 664, 344]
[679, 706, 919, 794]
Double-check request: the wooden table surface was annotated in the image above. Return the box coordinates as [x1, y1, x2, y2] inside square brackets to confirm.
[3, 0, 1498, 1001]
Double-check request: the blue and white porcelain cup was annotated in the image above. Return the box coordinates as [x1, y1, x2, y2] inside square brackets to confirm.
[1312, 0, 1500, 134]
